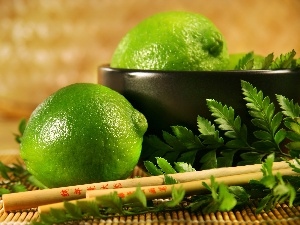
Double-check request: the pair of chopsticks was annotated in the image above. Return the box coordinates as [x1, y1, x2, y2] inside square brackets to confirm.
[2, 160, 297, 213]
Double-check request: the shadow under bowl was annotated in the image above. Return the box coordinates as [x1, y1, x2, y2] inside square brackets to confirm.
[98, 66, 300, 137]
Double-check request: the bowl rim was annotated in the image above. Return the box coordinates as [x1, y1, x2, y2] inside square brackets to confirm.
[99, 64, 300, 74]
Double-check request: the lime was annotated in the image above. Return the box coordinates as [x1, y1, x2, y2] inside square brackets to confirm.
[111, 11, 229, 71]
[20, 83, 148, 188]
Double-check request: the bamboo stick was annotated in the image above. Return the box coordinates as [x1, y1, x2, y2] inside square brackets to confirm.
[2, 160, 292, 212]
[37, 167, 298, 214]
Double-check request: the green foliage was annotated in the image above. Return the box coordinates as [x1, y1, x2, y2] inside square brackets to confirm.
[142, 126, 203, 167]
[188, 176, 237, 213]
[276, 95, 300, 158]
[241, 80, 286, 157]
[143, 160, 164, 176]
[206, 99, 248, 146]
[235, 51, 255, 70]
[33, 185, 186, 225]
[0, 161, 31, 196]
[256, 154, 296, 213]
[138, 79, 300, 216]
[228, 186, 250, 206]
[156, 157, 177, 174]
[144, 157, 194, 184]
[234, 50, 300, 70]
[174, 161, 196, 173]
[14, 118, 27, 143]
[270, 50, 297, 69]
[142, 79, 300, 170]
[164, 186, 186, 207]
[197, 116, 224, 148]
[261, 53, 274, 69]
[0, 119, 30, 196]
[163, 174, 178, 185]
[144, 157, 196, 176]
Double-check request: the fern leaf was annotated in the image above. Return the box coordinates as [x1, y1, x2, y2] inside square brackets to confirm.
[276, 94, 300, 119]
[235, 51, 254, 70]
[162, 131, 186, 150]
[270, 50, 296, 69]
[143, 161, 163, 176]
[156, 157, 177, 174]
[174, 162, 196, 172]
[171, 126, 203, 149]
[241, 80, 279, 135]
[261, 53, 274, 69]
[197, 116, 224, 148]
[200, 150, 217, 169]
[206, 99, 248, 147]
[164, 174, 178, 185]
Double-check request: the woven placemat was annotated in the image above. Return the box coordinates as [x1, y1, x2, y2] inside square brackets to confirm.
[1, 153, 300, 224]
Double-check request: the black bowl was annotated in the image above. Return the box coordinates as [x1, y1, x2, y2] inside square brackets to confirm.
[98, 66, 300, 137]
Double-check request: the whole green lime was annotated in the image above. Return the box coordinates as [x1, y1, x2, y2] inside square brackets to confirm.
[20, 83, 148, 188]
[111, 11, 229, 71]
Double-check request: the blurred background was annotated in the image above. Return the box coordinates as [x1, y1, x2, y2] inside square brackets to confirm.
[1, 0, 300, 150]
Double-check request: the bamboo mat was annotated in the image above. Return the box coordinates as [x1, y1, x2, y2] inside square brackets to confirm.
[1, 152, 300, 225]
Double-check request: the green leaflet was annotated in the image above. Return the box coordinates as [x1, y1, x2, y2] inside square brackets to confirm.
[144, 157, 195, 180]
[0, 161, 31, 197]
[235, 51, 255, 70]
[270, 50, 297, 69]
[14, 118, 27, 144]
[256, 155, 296, 213]
[277, 95, 300, 157]
[233, 50, 299, 70]
[188, 176, 237, 213]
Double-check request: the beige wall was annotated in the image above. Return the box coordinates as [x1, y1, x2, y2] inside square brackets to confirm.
[1, 0, 300, 119]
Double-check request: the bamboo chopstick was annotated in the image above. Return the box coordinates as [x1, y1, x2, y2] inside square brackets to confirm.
[37, 167, 298, 214]
[2, 160, 293, 212]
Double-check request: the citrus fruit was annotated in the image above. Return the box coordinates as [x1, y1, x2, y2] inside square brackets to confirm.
[227, 53, 265, 70]
[111, 11, 229, 71]
[20, 83, 148, 188]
